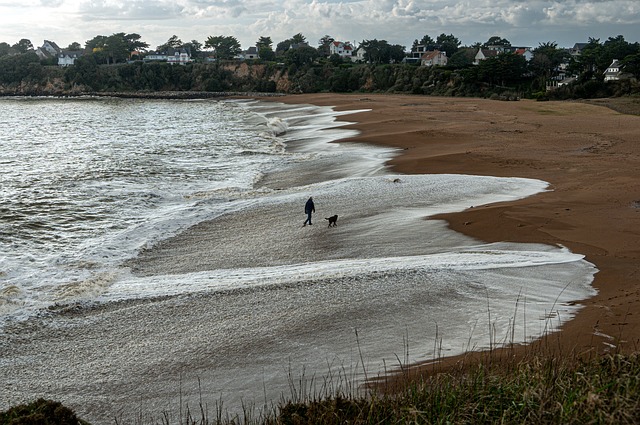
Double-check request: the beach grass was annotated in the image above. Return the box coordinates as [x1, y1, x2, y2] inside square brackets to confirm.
[5, 349, 640, 424]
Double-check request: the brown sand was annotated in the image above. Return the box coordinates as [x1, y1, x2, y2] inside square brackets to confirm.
[271, 93, 640, 368]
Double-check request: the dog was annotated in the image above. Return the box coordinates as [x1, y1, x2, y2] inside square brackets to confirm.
[324, 215, 338, 227]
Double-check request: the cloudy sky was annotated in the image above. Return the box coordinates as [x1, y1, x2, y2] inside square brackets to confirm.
[1, 0, 639, 51]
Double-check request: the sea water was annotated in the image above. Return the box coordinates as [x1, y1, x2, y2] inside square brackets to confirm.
[0, 97, 596, 423]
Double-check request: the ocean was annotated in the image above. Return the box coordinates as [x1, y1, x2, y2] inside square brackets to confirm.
[0, 97, 597, 423]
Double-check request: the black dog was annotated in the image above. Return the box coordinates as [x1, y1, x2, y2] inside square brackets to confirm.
[325, 215, 338, 227]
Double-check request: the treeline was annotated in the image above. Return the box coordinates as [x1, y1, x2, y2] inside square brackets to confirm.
[0, 37, 639, 99]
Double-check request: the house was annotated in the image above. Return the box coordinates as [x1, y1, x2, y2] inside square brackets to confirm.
[145, 51, 168, 61]
[36, 40, 61, 60]
[329, 41, 354, 59]
[145, 48, 191, 65]
[421, 50, 447, 67]
[473, 48, 499, 65]
[404, 44, 435, 64]
[166, 48, 191, 65]
[351, 46, 367, 63]
[570, 42, 588, 59]
[515, 48, 533, 62]
[58, 50, 83, 66]
[241, 46, 259, 60]
[604, 59, 623, 81]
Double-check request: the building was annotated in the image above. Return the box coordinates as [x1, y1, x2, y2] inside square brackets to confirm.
[58, 50, 83, 66]
[420, 50, 447, 67]
[473, 48, 499, 65]
[36, 40, 61, 60]
[604, 59, 623, 81]
[329, 41, 354, 59]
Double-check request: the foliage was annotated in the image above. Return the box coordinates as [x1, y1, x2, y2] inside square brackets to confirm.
[204, 35, 242, 60]
[0, 398, 89, 425]
[360, 39, 405, 64]
[12, 38, 33, 54]
[271, 353, 640, 425]
[437, 33, 462, 57]
[484, 36, 511, 47]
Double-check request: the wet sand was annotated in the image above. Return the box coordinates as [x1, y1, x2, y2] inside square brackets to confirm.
[272, 93, 640, 364]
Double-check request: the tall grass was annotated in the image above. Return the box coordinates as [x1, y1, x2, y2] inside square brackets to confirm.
[6, 296, 638, 424]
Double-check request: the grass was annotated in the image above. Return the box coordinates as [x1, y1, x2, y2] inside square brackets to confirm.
[3, 294, 638, 424]
[8, 351, 640, 424]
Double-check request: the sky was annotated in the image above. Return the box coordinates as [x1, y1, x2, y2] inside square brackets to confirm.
[1, 0, 639, 52]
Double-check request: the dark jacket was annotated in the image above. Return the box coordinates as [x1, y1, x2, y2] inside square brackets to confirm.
[305, 198, 315, 214]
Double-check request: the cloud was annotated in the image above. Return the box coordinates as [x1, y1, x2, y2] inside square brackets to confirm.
[77, 0, 185, 21]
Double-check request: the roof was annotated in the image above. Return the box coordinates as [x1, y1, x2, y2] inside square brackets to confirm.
[421, 50, 444, 60]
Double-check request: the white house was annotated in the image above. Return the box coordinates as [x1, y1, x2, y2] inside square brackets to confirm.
[36, 40, 61, 60]
[421, 50, 447, 67]
[604, 59, 623, 81]
[351, 46, 367, 63]
[58, 50, 83, 66]
[329, 41, 354, 59]
[145, 51, 168, 61]
[166, 48, 192, 65]
[473, 48, 499, 65]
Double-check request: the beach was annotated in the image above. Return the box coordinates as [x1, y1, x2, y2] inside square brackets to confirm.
[273, 93, 640, 363]
[0, 94, 636, 422]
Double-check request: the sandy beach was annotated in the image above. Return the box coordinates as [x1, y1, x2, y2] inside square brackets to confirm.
[272, 93, 640, 363]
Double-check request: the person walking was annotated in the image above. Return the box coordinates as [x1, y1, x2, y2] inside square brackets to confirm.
[303, 196, 315, 226]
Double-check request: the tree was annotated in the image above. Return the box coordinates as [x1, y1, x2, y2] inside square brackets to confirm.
[284, 45, 318, 66]
[413, 35, 435, 50]
[621, 53, 640, 79]
[123, 33, 149, 53]
[530, 41, 569, 88]
[484, 36, 511, 48]
[256, 36, 275, 61]
[182, 40, 202, 59]
[448, 47, 476, 68]
[0, 42, 11, 56]
[602, 35, 639, 68]
[360, 39, 405, 64]
[157, 35, 182, 52]
[318, 34, 335, 56]
[204, 35, 241, 60]
[67, 42, 82, 50]
[276, 33, 308, 55]
[12, 38, 33, 53]
[436, 33, 461, 57]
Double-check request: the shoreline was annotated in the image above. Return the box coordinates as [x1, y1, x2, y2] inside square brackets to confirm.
[270, 93, 640, 369]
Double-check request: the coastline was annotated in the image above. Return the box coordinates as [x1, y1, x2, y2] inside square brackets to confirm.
[270, 93, 640, 366]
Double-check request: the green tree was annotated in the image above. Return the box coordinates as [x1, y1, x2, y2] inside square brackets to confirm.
[448, 47, 475, 68]
[0, 42, 11, 56]
[436, 33, 461, 57]
[12, 38, 33, 53]
[412, 35, 435, 50]
[182, 40, 202, 59]
[484, 36, 511, 48]
[361, 39, 405, 64]
[621, 53, 640, 78]
[123, 33, 149, 53]
[204, 35, 241, 60]
[157, 35, 182, 52]
[284, 45, 318, 66]
[318, 34, 335, 57]
[602, 35, 639, 68]
[574, 38, 603, 80]
[67, 42, 82, 50]
[256, 36, 275, 61]
[530, 41, 569, 88]
[276, 33, 307, 55]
